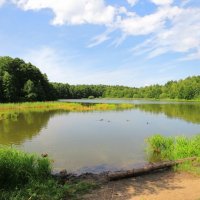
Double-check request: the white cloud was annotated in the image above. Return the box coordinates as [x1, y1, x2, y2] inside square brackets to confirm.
[88, 28, 114, 47]
[12, 0, 116, 25]
[117, 6, 181, 35]
[131, 7, 200, 59]
[126, 0, 138, 7]
[0, 0, 6, 7]
[181, 49, 200, 61]
[7, 0, 200, 60]
[150, 0, 173, 6]
[88, 33, 110, 48]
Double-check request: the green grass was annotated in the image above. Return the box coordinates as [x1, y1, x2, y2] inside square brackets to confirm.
[0, 147, 51, 188]
[0, 102, 134, 120]
[0, 147, 96, 200]
[0, 101, 134, 112]
[146, 134, 200, 175]
[0, 179, 97, 200]
[0, 179, 65, 200]
[64, 180, 97, 199]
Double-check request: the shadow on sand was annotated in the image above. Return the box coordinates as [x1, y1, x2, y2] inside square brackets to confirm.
[82, 170, 186, 200]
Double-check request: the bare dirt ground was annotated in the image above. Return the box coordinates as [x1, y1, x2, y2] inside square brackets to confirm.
[82, 170, 200, 200]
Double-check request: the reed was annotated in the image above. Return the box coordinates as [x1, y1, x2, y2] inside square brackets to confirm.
[0, 102, 134, 120]
[0, 102, 134, 112]
[146, 134, 200, 175]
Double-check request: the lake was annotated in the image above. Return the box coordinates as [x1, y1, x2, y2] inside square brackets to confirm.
[0, 100, 200, 174]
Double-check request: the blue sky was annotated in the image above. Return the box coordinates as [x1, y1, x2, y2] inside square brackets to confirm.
[0, 0, 200, 87]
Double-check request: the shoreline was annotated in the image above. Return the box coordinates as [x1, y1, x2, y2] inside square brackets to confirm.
[95, 97, 200, 103]
[80, 170, 200, 200]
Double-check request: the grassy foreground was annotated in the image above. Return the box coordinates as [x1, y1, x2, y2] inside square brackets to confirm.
[146, 134, 200, 175]
[0, 147, 96, 200]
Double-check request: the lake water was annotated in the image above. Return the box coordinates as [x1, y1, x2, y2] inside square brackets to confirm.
[1, 100, 200, 174]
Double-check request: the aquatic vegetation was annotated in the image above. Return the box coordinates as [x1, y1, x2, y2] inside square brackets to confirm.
[0, 102, 134, 112]
[146, 134, 174, 162]
[146, 134, 200, 161]
[0, 102, 134, 121]
[146, 134, 200, 174]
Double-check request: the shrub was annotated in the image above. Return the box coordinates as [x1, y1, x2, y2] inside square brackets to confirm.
[88, 96, 95, 99]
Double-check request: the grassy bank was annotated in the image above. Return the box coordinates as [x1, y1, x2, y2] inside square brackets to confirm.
[0, 101, 134, 112]
[146, 134, 200, 175]
[0, 147, 96, 200]
[0, 102, 134, 121]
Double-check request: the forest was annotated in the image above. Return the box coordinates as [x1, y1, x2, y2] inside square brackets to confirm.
[0, 56, 200, 103]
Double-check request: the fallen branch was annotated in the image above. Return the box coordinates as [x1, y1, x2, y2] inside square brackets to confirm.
[108, 157, 197, 181]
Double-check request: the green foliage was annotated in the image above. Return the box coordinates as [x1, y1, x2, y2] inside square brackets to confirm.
[88, 95, 95, 99]
[146, 134, 200, 162]
[0, 56, 56, 102]
[0, 147, 96, 199]
[0, 179, 66, 200]
[146, 134, 174, 161]
[0, 147, 51, 188]
[23, 80, 37, 101]
[146, 134, 200, 175]
[0, 179, 96, 200]
[64, 181, 97, 199]
[174, 161, 200, 176]
[2, 71, 16, 102]
[0, 102, 134, 114]
[51, 76, 200, 100]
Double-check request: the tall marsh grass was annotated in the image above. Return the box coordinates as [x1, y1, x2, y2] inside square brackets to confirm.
[146, 134, 200, 174]
[146, 134, 200, 161]
[0, 102, 134, 120]
[0, 102, 134, 112]
[0, 147, 51, 188]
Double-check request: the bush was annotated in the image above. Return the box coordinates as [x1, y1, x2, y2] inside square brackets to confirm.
[88, 96, 95, 99]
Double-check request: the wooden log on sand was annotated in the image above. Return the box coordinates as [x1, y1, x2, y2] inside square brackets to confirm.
[108, 157, 197, 181]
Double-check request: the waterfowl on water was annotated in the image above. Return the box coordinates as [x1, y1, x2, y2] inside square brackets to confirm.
[41, 153, 48, 157]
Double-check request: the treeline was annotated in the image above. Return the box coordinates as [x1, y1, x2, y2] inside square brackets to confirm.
[52, 77, 200, 100]
[0, 56, 200, 103]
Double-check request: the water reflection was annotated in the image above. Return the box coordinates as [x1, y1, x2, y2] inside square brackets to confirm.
[135, 103, 200, 124]
[0, 110, 68, 145]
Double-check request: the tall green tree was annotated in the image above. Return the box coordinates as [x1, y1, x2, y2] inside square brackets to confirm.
[23, 80, 37, 101]
[2, 72, 16, 102]
[0, 56, 56, 102]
